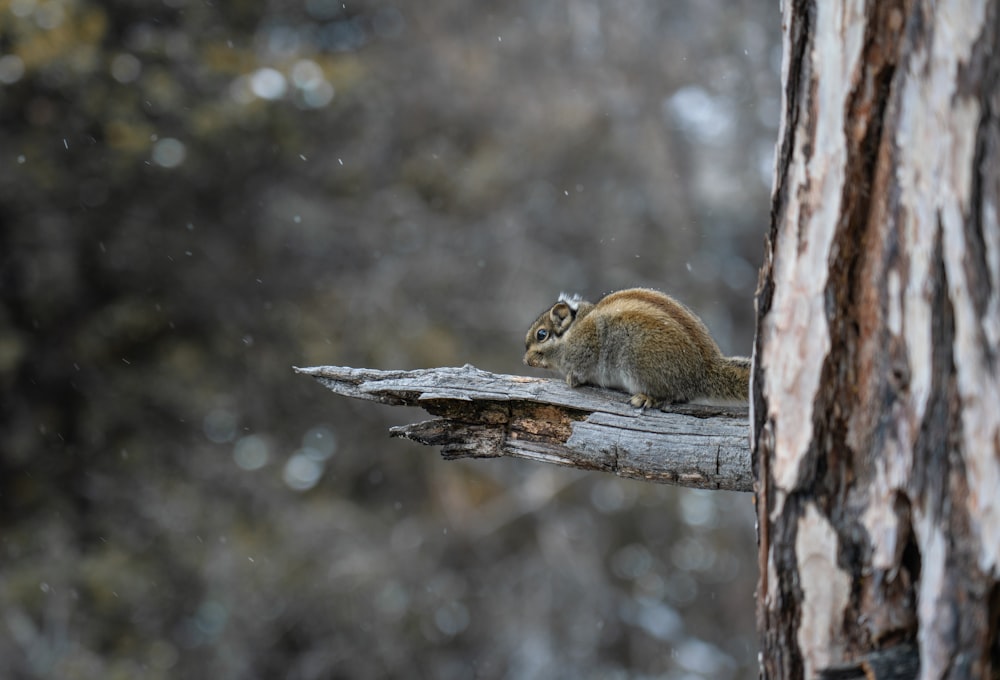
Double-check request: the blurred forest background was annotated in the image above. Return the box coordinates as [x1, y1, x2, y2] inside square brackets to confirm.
[0, 0, 778, 678]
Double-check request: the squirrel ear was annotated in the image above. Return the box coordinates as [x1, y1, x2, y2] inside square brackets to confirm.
[557, 292, 584, 311]
[549, 302, 576, 333]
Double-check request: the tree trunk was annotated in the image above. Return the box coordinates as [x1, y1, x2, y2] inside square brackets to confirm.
[753, 1, 1000, 679]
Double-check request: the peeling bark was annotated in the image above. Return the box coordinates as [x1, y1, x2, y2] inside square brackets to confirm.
[755, 1, 1000, 678]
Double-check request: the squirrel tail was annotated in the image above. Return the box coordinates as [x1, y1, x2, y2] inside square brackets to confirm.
[707, 356, 751, 402]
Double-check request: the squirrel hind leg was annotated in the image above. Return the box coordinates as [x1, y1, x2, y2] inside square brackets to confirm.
[628, 393, 666, 410]
[628, 392, 691, 410]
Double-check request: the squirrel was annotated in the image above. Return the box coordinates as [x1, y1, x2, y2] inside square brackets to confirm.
[523, 288, 750, 408]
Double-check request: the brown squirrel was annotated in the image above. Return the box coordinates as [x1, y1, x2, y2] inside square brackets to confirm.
[523, 288, 750, 408]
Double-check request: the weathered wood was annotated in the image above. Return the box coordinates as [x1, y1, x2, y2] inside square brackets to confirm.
[296, 364, 752, 492]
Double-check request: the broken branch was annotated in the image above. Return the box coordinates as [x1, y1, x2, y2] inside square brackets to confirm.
[295, 364, 753, 492]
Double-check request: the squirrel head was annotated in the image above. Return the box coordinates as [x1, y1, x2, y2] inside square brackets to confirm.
[523, 293, 592, 368]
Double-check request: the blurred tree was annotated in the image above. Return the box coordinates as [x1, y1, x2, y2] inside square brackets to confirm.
[1, 1, 773, 678]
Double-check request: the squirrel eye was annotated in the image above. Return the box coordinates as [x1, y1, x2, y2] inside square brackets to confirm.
[536, 328, 549, 342]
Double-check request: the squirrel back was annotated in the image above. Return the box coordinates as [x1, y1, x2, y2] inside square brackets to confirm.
[524, 288, 749, 408]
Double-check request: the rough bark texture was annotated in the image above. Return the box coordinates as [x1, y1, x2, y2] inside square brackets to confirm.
[754, 1, 1000, 678]
[297, 365, 752, 491]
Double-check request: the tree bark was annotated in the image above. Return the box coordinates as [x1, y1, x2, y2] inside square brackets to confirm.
[753, 1, 1000, 678]
[296, 365, 752, 491]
